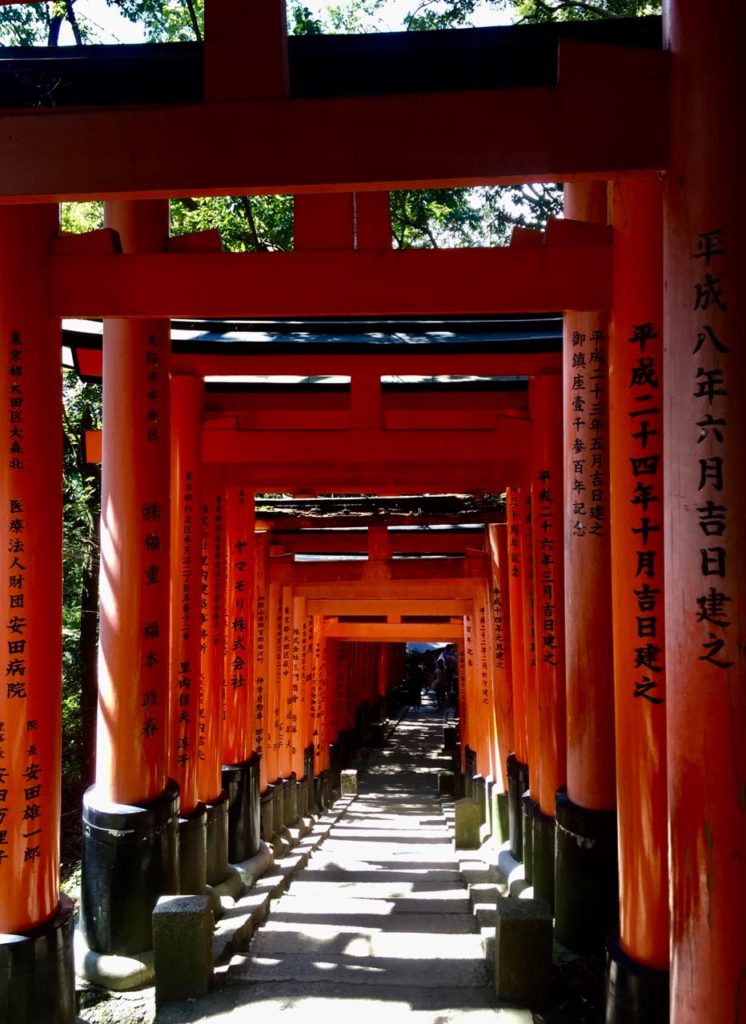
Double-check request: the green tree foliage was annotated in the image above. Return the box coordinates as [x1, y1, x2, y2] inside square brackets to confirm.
[113, 0, 203, 41]
[61, 372, 101, 794]
[171, 195, 293, 252]
[402, 0, 659, 30]
[0, 0, 84, 46]
[391, 184, 562, 248]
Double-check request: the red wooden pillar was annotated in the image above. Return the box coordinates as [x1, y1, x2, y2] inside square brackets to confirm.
[504, 485, 530, 862]
[291, 595, 307, 782]
[529, 374, 566, 910]
[474, 587, 495, 784]
[252, 533, 269, 791]
[483, 524, 511, 843]
[606, 174, 669, 1018]
[461, 609, 478, 784]
[312, 615, 328, 774]
[266, 579, 282, 788]
[556, 182, 618, 952]
[169, 375, 207, 892]
[199, 477, 230, 885]
[221, 485, 259, 861]
[296, 602, 314, 814]
[488, 524, 514, 790]
[0, 204, 74, 1021]
[278, 586, 294, 782]
[82, 200, 178, 957]
[664, 4, 745, 1020]
[487, 522, 514, 845]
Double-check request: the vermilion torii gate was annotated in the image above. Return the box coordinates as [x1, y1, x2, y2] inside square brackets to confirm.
[0, 3, 744, 1024]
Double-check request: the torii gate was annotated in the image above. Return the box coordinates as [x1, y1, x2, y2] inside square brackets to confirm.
[0, 3, 744, 1024]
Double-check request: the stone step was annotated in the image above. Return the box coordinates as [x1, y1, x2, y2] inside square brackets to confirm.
[228, 951, 490, 989]
[251, 926, 485, 959]
[264, 908, 477, 934]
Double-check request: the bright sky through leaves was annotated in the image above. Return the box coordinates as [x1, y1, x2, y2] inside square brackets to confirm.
[55, 0, 512, 45]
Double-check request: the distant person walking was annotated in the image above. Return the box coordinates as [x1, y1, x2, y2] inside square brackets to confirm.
[433, 658, 448, 708]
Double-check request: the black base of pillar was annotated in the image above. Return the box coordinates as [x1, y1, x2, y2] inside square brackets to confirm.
[312, 774, 322, 811]
[0, 896, 76, 1024]
[222, 752, 261, 863]
[492, 788, 510, 845]
[283, 773, 298, 826]
[369, 722, 384, 748]
[273, 781, 285, 835]
[328, 743, 342, 794]
[205, 791, 229, 886]
[521, 792, 537, 885]
[605, 935, 669, 1024]
[179, 803, 207, 894]
[339, 728, 355, 767]
[507, 755, 529, 861]
[442, 723, 458, 753]
[554, 788, 618, 953]
[463, 746, 477, 799]
[81, 781, 180, 955]
[260, 786, 274, 843]
[532, 804, 555, 911]
[321, 769, 333, 808]
[295, 775, 306, 818]
[474, 775, 488, 826]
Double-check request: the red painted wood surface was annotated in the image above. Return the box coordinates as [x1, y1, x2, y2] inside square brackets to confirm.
[488, 523, 514, 790]
[664, 1, 746, 1017]
[563, 183, 616, 811]
[198, 480, 226, 804]
[505, 485, 528, 766]
[0, 205, 62, 932]
[169, 376, 204, 815]
[204, 0, 288, 101]
[221, 487, 254, 765]
[530, 375, 567, 817]
[96, 200, 171, 805]
[0, 74, 667, 203]
[253, 534, 269, 790]
[78, 348, 560, 381]
[50, 245, 612, 318]
[609, 175, 668, 970]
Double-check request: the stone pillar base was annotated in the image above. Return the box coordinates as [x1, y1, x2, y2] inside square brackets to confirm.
[494, 894, 552, 1007]
[81, 781, 179, 956]
[0, 896, 75, 1024]
[555, 788, 618, 952]
[454, 798, 481, 850]
[153, 894, 212, 1007]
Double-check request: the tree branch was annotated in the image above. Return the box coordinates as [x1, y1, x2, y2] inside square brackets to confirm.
[183, 0, 202, 41]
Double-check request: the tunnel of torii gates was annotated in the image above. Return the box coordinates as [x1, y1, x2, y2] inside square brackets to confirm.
[0, 0, 744, 1022]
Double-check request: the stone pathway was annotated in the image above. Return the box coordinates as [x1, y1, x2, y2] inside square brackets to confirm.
[156, 695, 527, 1023]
